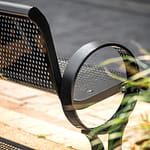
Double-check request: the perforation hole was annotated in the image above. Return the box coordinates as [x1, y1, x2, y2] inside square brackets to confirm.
[0, 14, 55, 92]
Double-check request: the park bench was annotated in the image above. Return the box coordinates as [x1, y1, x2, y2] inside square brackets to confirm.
[0, 1, 140, 149]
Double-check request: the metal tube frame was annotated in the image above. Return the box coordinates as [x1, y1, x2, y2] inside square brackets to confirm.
[60, 41, 140, 149]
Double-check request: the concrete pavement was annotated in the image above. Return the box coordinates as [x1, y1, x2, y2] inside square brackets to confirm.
[0, 79, 150, 149]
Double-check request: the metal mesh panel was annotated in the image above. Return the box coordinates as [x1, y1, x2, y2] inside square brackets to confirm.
[0, 141, 21, 150]
[0, 13, 55, 92]
[0, 137, 33, 150]
[58, 58, 125, 100]
[0, 13, 125, 97]
[74, 65, 125, 100]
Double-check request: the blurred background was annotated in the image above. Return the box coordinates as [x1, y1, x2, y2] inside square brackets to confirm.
[7, 0, 150, 59]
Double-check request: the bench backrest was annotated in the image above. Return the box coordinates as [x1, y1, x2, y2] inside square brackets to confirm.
[0, 2, 61, 94]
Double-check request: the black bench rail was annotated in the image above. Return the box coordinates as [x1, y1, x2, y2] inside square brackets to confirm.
[0, 1, 140, 149]
[0, 137, 33, 150]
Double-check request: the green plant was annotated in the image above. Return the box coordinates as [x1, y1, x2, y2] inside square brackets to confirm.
[88, 41, 150, 149]
[135, 113, 150, 149]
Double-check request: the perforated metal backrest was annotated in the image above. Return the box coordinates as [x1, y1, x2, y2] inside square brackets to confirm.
[0, 2, 61, 93]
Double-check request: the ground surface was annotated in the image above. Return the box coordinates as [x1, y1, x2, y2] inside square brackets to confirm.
[0, 80, 150, 149]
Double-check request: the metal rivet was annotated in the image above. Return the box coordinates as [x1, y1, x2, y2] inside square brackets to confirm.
[87, 89, 93, 93]
[121, 86, 126, 93]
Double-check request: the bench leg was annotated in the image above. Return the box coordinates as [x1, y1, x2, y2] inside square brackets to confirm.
[83, 124, 126, 150]
[82, 94, 137, 150]
[84, 131, 104, 150]
[108, 125, 126, 150]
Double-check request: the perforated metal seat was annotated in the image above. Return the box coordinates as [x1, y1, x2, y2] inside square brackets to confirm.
[0, 7, 127, 105]
[0, 10, 121, 97]
[0, 1, 140, 149]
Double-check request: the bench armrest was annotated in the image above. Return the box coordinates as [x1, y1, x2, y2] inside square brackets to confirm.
[60, 41, 140, 130]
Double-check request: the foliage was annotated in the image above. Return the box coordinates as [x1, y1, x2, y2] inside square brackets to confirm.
[87, 41, 150, 149]
[135, 113, 150, 150]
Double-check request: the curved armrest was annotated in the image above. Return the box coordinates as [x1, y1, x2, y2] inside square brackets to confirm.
[60, 41, 140, 130]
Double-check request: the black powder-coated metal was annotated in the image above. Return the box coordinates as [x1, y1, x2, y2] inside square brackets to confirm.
[0, 1, 141, 149]
[0, 137, 33, 150]
[0, 0, 140, 130]
[60, 41, 140, 130]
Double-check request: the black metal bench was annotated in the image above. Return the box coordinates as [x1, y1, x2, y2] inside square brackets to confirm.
[0, 1, 140, 149]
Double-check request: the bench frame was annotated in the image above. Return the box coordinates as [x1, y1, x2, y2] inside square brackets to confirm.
[0, 1, 140, 149]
